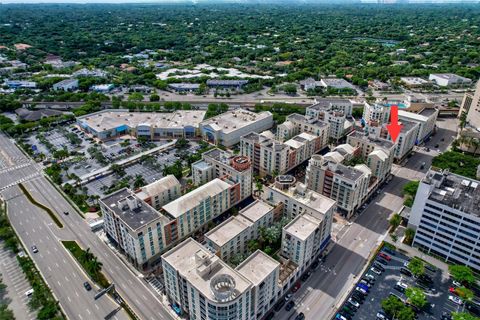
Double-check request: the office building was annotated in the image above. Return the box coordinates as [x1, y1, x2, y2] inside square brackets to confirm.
[136, 175, 181, 210]
[408, 168, 480, 271]
[192, 148, 252, 203]
[77, 109, 206, 140]
[429, 73, 472, 87]
[398, 108, 438, 143]
[199, 109, 273, 147]
[100, 188, 170, 269]
[305, 154, 371, 218]
[52, 78, 78, 91]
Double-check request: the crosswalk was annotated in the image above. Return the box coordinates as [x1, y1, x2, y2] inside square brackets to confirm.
[0, 172, 41, 192]
[0, 161, 34, 174]
[146, 277, 164, 296]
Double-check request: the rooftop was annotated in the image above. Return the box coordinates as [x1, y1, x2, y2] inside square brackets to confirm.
[77, 109, 206, 132]
[205, 216, 252, 247]
[236, 250, 280, 286]
[320, 78, 355, 89]
[162, 179, 231, 218]
[430, 73, 471, 81]
[101, 188, 166, 231]
[307, 99, 353, 110]
[399, 119, 420, 133]
[162, 238, 251, 303]
[348, 130, 395, 150]
[425, 169, 480, 216]
[201, 109, 272, 134]
[136, 175, 180, 199]
[168, 83, 200, 89]
[400, 77, 428, 85]
[239, 200, 273, 224]
[284, 214, 322, 241]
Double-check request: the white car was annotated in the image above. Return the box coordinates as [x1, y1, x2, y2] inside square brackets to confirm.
[448, 295, 463, 305]
[452, 280, 461, 287]
[370, 267, 382, 275]
[348, 298, 360, 308]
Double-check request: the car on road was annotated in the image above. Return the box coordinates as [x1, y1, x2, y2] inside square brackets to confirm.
[378, 252, 391, 261]
[301, 271, 312, 281]
[285, 301, 295, 311]
[311, 261, 319, 270]
[348, 298, 360, 309]
[83, 281, 92, 291]
[63, 211, 69, 215]
[31, 245, 38, 253]
[448, 295, 463, 305]
[296, 312, 305, 320]
[370, 267, 382, 275]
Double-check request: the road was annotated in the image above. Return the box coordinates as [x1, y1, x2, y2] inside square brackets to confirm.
[0, 132, 173, 320]
[275, 117, 458, 320]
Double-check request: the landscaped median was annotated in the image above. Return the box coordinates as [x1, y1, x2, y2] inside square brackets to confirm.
[61, 241, 139, 320]
[18, 183, 63, 228]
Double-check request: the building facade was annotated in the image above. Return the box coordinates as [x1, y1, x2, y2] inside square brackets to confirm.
[135, 175, 181, 210]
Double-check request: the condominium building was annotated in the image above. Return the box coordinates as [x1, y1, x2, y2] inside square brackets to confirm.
[199, 109, 273, 147]
[408, 168, 480, 271]
[192, 148, 252, 203]
[362, 103, 390, 126]
[205, 200, 274, 261]
[240, 131, 325, 177]
[236, 251, 280, 319]
[100, 188, 170, 269]
[135, 175, 181, 210]
[305, 100, 356, 139]
[306, 154, 371, 218]
[162, 238, 252, 320]
[275, 113, 330, 144]
[458, 80, 480, 155]
[161, 178, 237, 246]
[346, 131, 395, 182]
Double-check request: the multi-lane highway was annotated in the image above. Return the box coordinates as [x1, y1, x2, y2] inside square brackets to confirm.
[0, 132, 172, 320]
[276, 117, 458, 320]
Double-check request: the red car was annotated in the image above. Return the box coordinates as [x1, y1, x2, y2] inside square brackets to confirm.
[291, 282, 301, 293]
[379, 252, 391, 261]
[449, 287, 456, 294]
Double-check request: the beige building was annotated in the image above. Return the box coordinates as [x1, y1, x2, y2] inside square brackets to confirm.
[275, 113, 330, 144]
[459, 80, 480, 154]
[306, 154, 371, 218]
[136, 175, 181, 210]
[192, 148, 252, 203]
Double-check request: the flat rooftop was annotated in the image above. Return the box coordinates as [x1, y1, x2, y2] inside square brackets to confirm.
[101, 188, 166, 231]
[430, 73, 471, 81]
[284, 214, 322, 241]
[419, 108, 438, 117]
[307, 99, 352, 110]
[77, 109, 206, 132]
[201, 109, 272, 134]
[332, 163, 365, 182]
[136, 175, 180, 199]
[162, 178, 231, 218]
[205, 216, 252, 247]
[236, 250, 280, 286]
[399, 119, 419, 133]
[162, 238, 251, 303]
[321, 78, 355, 89]
[425, 169, 480, 217]
[348, 130, 394, 150]
[239, 200, 273, 223]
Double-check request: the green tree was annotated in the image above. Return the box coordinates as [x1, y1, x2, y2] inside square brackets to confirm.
[405, 287, 427, 309]
[455, 287, 474, 302]
[449, 265, 476, 286]
[404, 228, 415, 245]
[110, 164, 125, 177]
[150, 94, 160, 101]
[128, 92, 144, 101]
[452, 312, 479, 320]
[402, 181, 419, 197]
[382, 296, 415, 320]
[133, 175, 146, 189]
[0, 305, 15, 320]
[408, 257, 425, 277]
[389, 213, 402, 231]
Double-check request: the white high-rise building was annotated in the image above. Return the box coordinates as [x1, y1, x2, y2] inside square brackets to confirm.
[408, 168, 480, 271]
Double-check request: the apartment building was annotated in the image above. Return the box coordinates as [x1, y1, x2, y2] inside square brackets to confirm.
[192, 148, 252, 203]
[135, 175, 181, 210]
[408, 168, 480, 271]
[346, 131, 395, 183]
[240, 131, 325, 178]
[236, 251, 280, 319]
[161, 178, 237, 246]
[458, 80, 480, 155]
[100, 188, 170, 269]
[205, 200, 274, 261]
[162, 238, 252, 320]
[305, 154, 371, 218]
[199, 109, 273, 147]
[305, 100, 356, 139]
[275, 113, 330, 144]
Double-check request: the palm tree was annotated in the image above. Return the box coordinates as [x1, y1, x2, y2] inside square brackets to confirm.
[87, 256, 103, 275]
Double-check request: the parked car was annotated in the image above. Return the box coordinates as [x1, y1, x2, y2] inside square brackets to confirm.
[360, 279, 372, 287]
[355, 287, 368, 295]
[31, 245, 38, 253]
[284, 293, 293, 301]
[383, 247, 396, 256]
[400, 268, 412, 277]
[376, 311, 389, 320]
[452, 280, 462, 287]
[378, 252, 391, 261]
[357, 283, 369, 292]
[285, 301, 295, 311]
[83, 281, 92, 291]
[373, 262, 385, 271]
[291, 282, 301, 293]
[449, 295, 463, 305]
[274, 299, 286, 311]
[342, 306, 355, 317]
[370, 267, 382, 275]
[296, 313, 305, 320]
[335, 314, 348, 320]
[394, 281, 408, 293]
[352, 292, 365, 302]
[348, 298, 360, 309]
[365, 273, 376, 281]
[376, 258, 388, 265]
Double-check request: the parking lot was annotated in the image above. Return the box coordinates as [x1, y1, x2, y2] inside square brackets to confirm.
[336, 244, 474, 320]
[0, 244, 36, 320]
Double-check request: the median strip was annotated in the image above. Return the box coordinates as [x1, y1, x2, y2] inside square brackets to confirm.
[19, 183, 63, 228]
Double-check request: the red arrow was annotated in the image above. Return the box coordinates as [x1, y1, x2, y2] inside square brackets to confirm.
[386, 105, 402, 143]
